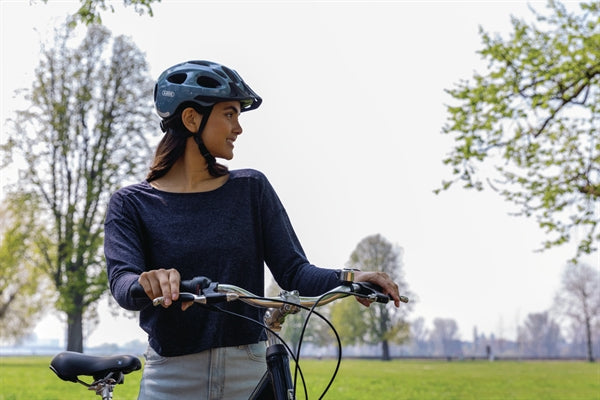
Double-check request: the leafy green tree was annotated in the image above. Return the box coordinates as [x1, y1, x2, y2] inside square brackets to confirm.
[278, 310, 336, 356]
[36, 0, 160, 26]
[1, 23, 155, 351]
[265, 276, 335, 355]
[437, 1, 599, 260]
[331, 234, 414, 360]
[553, 263, 599, 362]
[0, 192, 51, 343]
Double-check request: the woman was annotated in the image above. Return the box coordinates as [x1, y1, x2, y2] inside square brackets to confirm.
[105, 60, 401, 399]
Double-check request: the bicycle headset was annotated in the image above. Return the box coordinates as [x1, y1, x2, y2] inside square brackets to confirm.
[153, 60, 262, 166]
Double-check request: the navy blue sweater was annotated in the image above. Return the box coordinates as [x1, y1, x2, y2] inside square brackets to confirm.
[104, 169, 339, 356]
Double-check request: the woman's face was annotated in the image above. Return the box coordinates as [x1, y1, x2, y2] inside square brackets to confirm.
[202, 101, 243, 160]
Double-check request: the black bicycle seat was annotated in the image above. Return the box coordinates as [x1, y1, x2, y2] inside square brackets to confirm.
[50, 351, 142, 383]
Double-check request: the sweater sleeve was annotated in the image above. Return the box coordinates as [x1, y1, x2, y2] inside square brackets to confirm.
[104, 189, 149, 311]
[258, 175, 340, 295]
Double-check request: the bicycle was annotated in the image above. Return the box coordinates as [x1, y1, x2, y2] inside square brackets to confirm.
[50, 269, 409, 399]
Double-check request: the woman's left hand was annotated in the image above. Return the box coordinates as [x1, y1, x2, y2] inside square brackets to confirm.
[353, 270, 401, 307]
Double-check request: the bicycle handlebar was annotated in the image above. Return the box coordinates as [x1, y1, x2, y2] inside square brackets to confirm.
[126, 272, 408, 400]
[54, 271, 408, 400]
[131, 272, 409, 308]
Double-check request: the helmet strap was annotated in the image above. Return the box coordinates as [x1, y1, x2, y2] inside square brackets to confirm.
[192, 106, 216, 166]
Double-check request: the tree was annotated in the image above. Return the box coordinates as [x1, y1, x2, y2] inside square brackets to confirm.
[330, 295, 368, 347]
[437, 1, 599, 260]
[408, 317, 431, 356]
[1, 23, 155, 351]
[36, 0, 160, 26]
[471, 326, 484, 357]
[430, 318, 462, 358]
[0, 192, 51, 343]
[564, 319, 600, 360]
[518, 311, 562, 358]
[332, 234, 414, 360]
[265, 278, 335, 354]
[553, 263, 599, 361]
[280, 310, 337, 357]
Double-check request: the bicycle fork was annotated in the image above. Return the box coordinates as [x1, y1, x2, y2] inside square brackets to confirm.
[266, 343, 295, 400]
[250, 292, 301, 400]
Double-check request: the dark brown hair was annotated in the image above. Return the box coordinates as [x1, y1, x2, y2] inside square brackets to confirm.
[146, 106, 229, 182]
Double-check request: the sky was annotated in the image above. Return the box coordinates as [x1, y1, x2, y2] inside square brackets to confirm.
[1, 0, 597, 348]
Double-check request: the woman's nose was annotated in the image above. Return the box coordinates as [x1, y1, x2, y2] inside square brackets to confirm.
[234, 120, 243, 135]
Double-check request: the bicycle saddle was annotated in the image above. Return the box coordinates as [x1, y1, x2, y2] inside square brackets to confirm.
[50, 351, 142, 383]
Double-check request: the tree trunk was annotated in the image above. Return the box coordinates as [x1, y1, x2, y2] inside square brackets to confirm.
[585, 315, 594, 362]
[381, 339, 391, 361]
[66, 309, 84, 352]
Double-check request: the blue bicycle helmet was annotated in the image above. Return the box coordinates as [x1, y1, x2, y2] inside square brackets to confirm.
[154, 60, 262, 119]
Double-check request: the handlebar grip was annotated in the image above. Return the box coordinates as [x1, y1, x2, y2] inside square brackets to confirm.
[355, 282, 391, 304]
[181, 276, 212, 294]
[130, 276, 213, 302]
[130, 281, 148, 300]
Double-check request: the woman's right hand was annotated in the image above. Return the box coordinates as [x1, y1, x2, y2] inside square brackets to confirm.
[138, 268, 192, 310]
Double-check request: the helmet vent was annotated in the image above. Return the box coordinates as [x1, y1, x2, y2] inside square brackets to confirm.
[167, 73, 187, 84]
[196, 76, 221, 89]
[221, 66, 240, 83]
[214, 69, 228, 79]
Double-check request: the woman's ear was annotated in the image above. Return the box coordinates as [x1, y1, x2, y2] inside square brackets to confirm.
[181, 107, 202, 133]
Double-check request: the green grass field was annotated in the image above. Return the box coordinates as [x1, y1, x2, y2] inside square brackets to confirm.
[1, 357, 598, 399]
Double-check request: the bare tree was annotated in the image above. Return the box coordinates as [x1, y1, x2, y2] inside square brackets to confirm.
[518, 312, 562, 358]
[471, 326, 484, 358]
[553, 263, 600, 361]
[430, 318, 462, 358]
[408, 317, 430, 356]
[1, 23, 155, 351]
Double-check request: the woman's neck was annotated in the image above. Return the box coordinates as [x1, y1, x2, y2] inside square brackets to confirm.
[150, 139, 228, 193]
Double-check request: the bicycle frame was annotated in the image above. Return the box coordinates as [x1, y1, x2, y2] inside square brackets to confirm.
[248, 290, 302, 400]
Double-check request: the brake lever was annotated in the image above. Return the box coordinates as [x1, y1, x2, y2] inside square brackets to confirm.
[352, 282, 409, 304]
[354, 282, 391, 304]
[151, 288, 240, 307]
[152, 292, 197, 306]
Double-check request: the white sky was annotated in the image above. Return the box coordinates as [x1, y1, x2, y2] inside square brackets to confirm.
[1, 0, 597, 347]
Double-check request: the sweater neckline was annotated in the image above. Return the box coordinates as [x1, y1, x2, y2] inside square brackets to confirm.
[144, 173, 231, 195]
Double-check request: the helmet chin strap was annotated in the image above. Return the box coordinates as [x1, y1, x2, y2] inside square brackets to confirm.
[192, 106, 216, 166]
